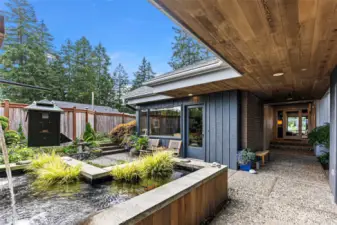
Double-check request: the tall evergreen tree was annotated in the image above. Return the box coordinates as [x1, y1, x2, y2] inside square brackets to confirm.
[131, 57, 155, 90]
[168, 27, 211, 70]
[37, 20, 54, 52]
[71, 37, 96, 103]
[0, 0, 55, 102]
[4, 0, 37, 46]
[112, 63, 129, 109]
[92, 43, 114, 106]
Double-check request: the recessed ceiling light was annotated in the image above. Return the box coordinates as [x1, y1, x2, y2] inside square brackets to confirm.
[188, 93, 193, 96]
[301, 68, 307, 71]
[273, 72, 284, 77]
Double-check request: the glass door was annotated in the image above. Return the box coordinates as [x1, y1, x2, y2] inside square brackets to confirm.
[285, 111, 301, 139]
[186, 105, 205, 160]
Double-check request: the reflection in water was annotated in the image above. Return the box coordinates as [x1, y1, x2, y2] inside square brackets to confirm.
[0, 170, 188, 225]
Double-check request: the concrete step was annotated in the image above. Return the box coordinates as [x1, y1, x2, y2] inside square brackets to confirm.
[269, 148, 315, 156]
[100, 145, 122, 151]
[269, 144, 313, 151]
[270, 140, 312, 147]
[101, 149, 127, 155]
[99, 142, 118, 147]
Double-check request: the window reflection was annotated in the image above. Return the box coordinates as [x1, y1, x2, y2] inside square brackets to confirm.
[149, 107, 181, 137]
[188, 107, 203, 147]
[139, 110, 148, 135]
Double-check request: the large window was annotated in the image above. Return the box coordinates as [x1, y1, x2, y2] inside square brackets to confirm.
[139, 110, 148, 135]
[149, 107, 181, 137]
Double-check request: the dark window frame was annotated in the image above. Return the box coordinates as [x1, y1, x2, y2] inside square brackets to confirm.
[138, 106, 183, 139]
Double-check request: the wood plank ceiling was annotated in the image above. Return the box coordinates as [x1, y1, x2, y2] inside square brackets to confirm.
[153, 0, 337, 101]
[0, 15, 4, 47]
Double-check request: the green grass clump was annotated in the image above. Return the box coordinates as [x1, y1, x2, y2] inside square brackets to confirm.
[29, 152, 59, 170]
[110, 151, 174, 183]
[29, 153, 81, 187]
[34, 159, 81, 186]
[111, 162, 141, 183]
[140, 151, 174, 179]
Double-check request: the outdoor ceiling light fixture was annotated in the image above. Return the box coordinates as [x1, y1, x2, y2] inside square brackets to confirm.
[273, 72, 284, 77]
[188, 93, 193, 96]
[301, 68, 307, 71]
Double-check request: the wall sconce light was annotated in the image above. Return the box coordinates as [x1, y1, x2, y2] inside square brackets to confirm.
[277, 120, 283, 125]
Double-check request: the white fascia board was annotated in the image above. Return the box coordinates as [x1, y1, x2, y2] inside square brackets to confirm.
[127, 95, 173, 105]
[152, 67, 241, 94]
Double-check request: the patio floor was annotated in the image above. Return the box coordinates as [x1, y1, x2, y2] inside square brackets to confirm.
[211, 151, 336, 225]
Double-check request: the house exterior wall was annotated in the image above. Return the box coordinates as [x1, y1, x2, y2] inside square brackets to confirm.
[241, 91, 264, 151]
[136, 90, 241, 169]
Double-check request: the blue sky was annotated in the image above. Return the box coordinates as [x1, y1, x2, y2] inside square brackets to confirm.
[1, 0, 176, 78]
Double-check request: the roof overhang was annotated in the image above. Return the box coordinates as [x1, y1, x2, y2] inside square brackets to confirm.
[0, 15, 4, 47]
[150, 0, 336, 101]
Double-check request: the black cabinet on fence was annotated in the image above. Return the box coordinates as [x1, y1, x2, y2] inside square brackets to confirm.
[25, 100, 63, 147]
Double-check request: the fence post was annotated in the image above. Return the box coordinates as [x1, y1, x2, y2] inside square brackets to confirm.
[3, 99, 10, 129]
[85, 107, 89, 124]
[122, 113, 125, 124]
[72, 106, 76, 140]
[93, 111, 97, 131]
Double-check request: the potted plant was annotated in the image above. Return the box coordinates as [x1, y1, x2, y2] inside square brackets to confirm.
[238, 148, 256, 171]
[308, 123, 330, 169]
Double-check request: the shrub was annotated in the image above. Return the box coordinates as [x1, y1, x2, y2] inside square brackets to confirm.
[5, 130, 20, 146]
[111, 162, 141, 182]
[0, 116, 9, 130]
[109, 120, 136, 144]
[17, 123, 26, 140]
[140, 151, 174, 179]
[308, 123, 330, 149]
[135, 136, 148, 151]
[318, 152, 329, 165]
[33, 158, 81, 186]
[83, 123, 96, 142]
[0, 146, 35, 164]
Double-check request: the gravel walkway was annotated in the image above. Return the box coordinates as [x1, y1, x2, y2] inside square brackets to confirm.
[211, 151, 336, 225]
[89, 152, 136, 167]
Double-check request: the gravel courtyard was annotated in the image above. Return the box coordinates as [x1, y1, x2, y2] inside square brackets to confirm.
[211, 151, 336, 225]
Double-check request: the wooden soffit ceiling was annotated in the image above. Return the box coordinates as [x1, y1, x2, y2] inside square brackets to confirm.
[0, 15, 4, 47]
[153, 0, 337, 101]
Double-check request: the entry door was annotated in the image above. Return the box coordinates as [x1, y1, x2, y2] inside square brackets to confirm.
[186, 105, 205, 160]
[285, 111, 302, 139]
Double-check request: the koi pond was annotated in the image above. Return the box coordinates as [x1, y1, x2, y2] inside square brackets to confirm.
[0, 169, 189, 225]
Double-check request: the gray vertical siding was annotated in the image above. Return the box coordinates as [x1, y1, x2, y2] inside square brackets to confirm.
[138, 90, 240, 169]
[330, 67, 337, 203]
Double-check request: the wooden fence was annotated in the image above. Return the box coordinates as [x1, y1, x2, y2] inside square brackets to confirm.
[0, 100, 135, 140]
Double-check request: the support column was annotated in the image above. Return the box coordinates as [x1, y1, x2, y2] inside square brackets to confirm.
[330, 67, 337, 203]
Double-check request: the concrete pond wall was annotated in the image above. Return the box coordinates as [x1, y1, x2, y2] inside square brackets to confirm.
[82, 165, 228, 225]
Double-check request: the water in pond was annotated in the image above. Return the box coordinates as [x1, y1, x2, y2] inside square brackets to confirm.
[0, 170, 189, 225]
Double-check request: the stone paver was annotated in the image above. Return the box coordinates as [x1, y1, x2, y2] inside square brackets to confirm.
[211, 152, 336, 225]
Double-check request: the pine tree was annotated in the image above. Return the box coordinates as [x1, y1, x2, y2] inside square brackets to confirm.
[37, 20, 54, 52]
[92, 43, 114, 106]
[0, 0, 60, 102]
[131, 57, 155, 90]
[71, 37, 96, 103]
[112, 63, 129, 109]
[3, 0, 37, 46]
[168, 27, 211, 70]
